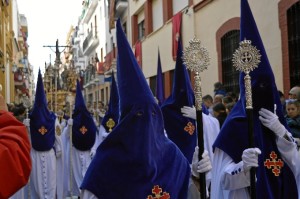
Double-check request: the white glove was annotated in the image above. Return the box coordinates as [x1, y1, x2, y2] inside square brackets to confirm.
[191, 147, 212, 177]
[23, 118, 30, 127]
[259, 108, 287, 137]
[242, 148, 261, 172]
[90, 150, 96, 159]
[181, 106, 196, 120]
[67, 118, 73, 126]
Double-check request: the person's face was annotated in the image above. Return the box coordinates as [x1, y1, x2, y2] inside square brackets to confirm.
[203, 99, 212, 108]
[213, 111, 219, 117]
[214, 96, 222, 104]
[286, 104, 299, 118]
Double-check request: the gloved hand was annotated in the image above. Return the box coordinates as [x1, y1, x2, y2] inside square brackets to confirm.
[181, 106, 196, 120]
[259, 108, 287, 137]
[191, 147, 212, 177]
[23, 118, 30, 127]
[90, 150, 96, 159]
[67, 118, 73, 126]
[242, 148, 261, 172]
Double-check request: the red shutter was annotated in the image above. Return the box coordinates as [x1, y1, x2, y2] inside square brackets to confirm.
[172, 12, 182, 60]
[134, 41, 142, 68]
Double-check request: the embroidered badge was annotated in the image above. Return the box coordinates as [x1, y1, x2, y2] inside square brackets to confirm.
[106, 118, 115, 132]
[264, 151, 284, 176]
[38, 126, 47, 135]
[56, 125, 61, 136]
[184, 122, 195, 135]
[80, 126, 88, 135]
[147, 185, 170, 199]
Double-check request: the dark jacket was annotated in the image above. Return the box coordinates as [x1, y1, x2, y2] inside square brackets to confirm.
[286, 115, 300, 138]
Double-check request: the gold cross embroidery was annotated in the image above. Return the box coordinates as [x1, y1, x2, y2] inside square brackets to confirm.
[56, 125, 61, 136]
[80, 126, 88, 135]
[147, 185, 170, 199]
[264, 151, 284, 176]
[38, 126, 48, 135]
[184, 122, 195, 135]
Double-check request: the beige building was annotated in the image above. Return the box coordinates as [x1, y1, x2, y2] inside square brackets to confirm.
[0, 0, 32, 104]
[114, 0, 299, 98]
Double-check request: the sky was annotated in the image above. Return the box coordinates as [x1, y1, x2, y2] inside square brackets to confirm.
[17, 0, 82, 81]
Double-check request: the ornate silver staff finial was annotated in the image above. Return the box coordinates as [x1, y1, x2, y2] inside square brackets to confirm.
[22, 96, 31, 119]
[182, 37, 210, 111]
[232, 39, 261, 109]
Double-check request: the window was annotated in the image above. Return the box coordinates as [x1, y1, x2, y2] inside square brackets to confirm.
[150, 76, 156, 96]
[105, 43, 108, 55]
[152, 0, 163, 31]
[149, 73, 165, 97]
[288, 2, 300, 87]
[138, 20, 145, 40]
[105, 86, 109, 104]
[169, 69, 175, 90]
[110, 36, 114, 52]
[101, 89, 104, 102]
[94, 15, 97, 37]
[221, 30, 240, 94]
[123, 22, 127, 36]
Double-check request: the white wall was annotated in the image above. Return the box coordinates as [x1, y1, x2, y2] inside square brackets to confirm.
[194, 0, 283, 95]
[152, 0, 163, 31]
[172, 0, 188, 14]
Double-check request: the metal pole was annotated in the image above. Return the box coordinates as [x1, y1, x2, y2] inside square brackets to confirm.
[50, 75, 53, 111]
[69, 101, 73, 197]
[55, 66, 58, 113]
[232, 39, 261, 199]
[23, 96, 31, 199]
[183, 37, 210, 199]
[66, 94, 74, 197]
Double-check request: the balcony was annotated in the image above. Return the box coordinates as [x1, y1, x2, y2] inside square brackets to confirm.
[82, 30, 99, 55]
[115, 0, 128, 18]
[97, 62, 105, 75]
[83, 0, 98, 24]
[104, 47, 117, 70]
[74, 37, 80, 44]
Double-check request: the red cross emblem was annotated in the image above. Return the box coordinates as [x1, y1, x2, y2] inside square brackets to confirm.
[264, 151, 284, 176]
[38, 126, 47, 135]
[184, 122, 195, 135]
[80, 126, 88, 135]
[147, 185, 170, 199]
